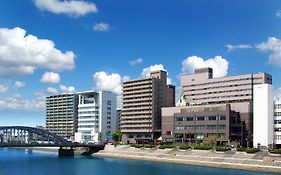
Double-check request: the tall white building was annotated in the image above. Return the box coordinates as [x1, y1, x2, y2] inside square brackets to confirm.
[253, 84, 274, 148]
[274, 99, 281, 148]
[75, 91, 117, 143]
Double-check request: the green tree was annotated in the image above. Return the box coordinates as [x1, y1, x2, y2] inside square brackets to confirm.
[112, 130, 122, 142]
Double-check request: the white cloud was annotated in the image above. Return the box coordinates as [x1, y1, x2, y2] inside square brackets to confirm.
[34, 0, 97, 17]
[46, 87, 58, 95]
[59, 84, 75, 94]
[225, 44, 252, 51]
[40, 71, 60, 84]
[0, 27, 75, 77]
[93, 71, 122, 95]
[129, 58, 143, 66]
[12, 93, 22, 99]
[256, 37, 281, 67]
[274, 87, 281, 101]
[122, 76, 130, 82]
[0, 93, 45, 110]
[0, 85, 8, 93]
[276, 10, 281, 18]
[167, 78, 172, 85]
[141, 64, 166, 78]
[93, 22, 110, 32]
[141, 64, 173, 84]
[14, 81, 25, 88]
[181, 55, 229, 78]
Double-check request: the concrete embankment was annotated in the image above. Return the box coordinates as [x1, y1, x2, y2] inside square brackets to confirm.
[93, 145, 281, 174]
[15, 147, 87, 155]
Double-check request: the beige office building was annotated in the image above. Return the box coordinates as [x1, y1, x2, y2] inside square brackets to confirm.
[179, 68, 272, 147]
[121, 70, 175, 144]
[46, 94, 78, 140]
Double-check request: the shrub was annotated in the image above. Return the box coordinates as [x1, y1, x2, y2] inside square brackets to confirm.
[130, 144, 143, 148]
[144, 144, 154, 148]
[269, 149, 281, 154]
[134, 144, 143, 148]
[159, 144, 175, 149]
[215, 146, 230, 152]
[245, 148, 259, 154]
[193, 145, 213, 150]
[179, 144, 191, 150]
[237, 147, 259, 153]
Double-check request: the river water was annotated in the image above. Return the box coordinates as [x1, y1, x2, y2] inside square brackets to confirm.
[0, 148, 280, 175]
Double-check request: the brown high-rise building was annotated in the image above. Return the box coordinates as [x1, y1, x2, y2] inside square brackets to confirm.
[121, 70, 175, 144]
[46, 94, 78, 140]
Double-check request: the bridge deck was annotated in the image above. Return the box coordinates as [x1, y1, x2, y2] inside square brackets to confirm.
[0, 143, 105, 148]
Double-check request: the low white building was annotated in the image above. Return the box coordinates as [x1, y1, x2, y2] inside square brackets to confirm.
[274, 99, 281, 148]
[253, 84, 274, 148]
[75, 91, 117, 143]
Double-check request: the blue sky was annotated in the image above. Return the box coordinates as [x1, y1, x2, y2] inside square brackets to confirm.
[0, 0, 281, 126]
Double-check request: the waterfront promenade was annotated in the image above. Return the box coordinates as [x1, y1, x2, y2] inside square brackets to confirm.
[93, 145, 281, 174]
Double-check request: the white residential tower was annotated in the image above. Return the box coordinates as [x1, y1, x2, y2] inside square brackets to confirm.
[75, 91, 117, 143]
[253, 84, 274, 148]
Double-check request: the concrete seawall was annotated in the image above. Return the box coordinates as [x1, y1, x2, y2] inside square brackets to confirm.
[93, 145, 281, 174]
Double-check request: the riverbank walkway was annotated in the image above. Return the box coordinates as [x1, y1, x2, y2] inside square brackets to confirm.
[93, 145, 281, 174]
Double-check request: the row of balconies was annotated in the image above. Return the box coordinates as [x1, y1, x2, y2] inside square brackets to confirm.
[122, 104, 153, 110]
[182, 76, 256, 88]
[123, 102, 152, 108]
[190, 94, 252, 102]
[123, 93, 153, 100]
[184, 88, 252, 97]
[121, 116, 152, 120]
[122, 111, 153, 115]
[123, 79, 152, 87]
[123, 88, 152, 95]
[122, 106, 152, 111]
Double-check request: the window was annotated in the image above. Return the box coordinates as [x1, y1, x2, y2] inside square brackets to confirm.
[275, 120, 281, 124]
[176, 117, 184, 122]
[207, 125, 216, 130]
[107, 107, 111, 110]
[175, 126, 185, 130]
[195, 125, 205, 130]
[208, 116, 217, 120]
[185, 125, 194, 130]
[275, 112, 281, 116]
[186, 117, 194, 121]
[166, 131, 172, 135]
[107, 121, 111, 124]
[219, 115, 226, 120]
[217, 125, 226, 130]
[196, 116, 205, 121]
[107, 100, 111, 106]
[274, 135, 281, 140]
[107, 126, 111, 129]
